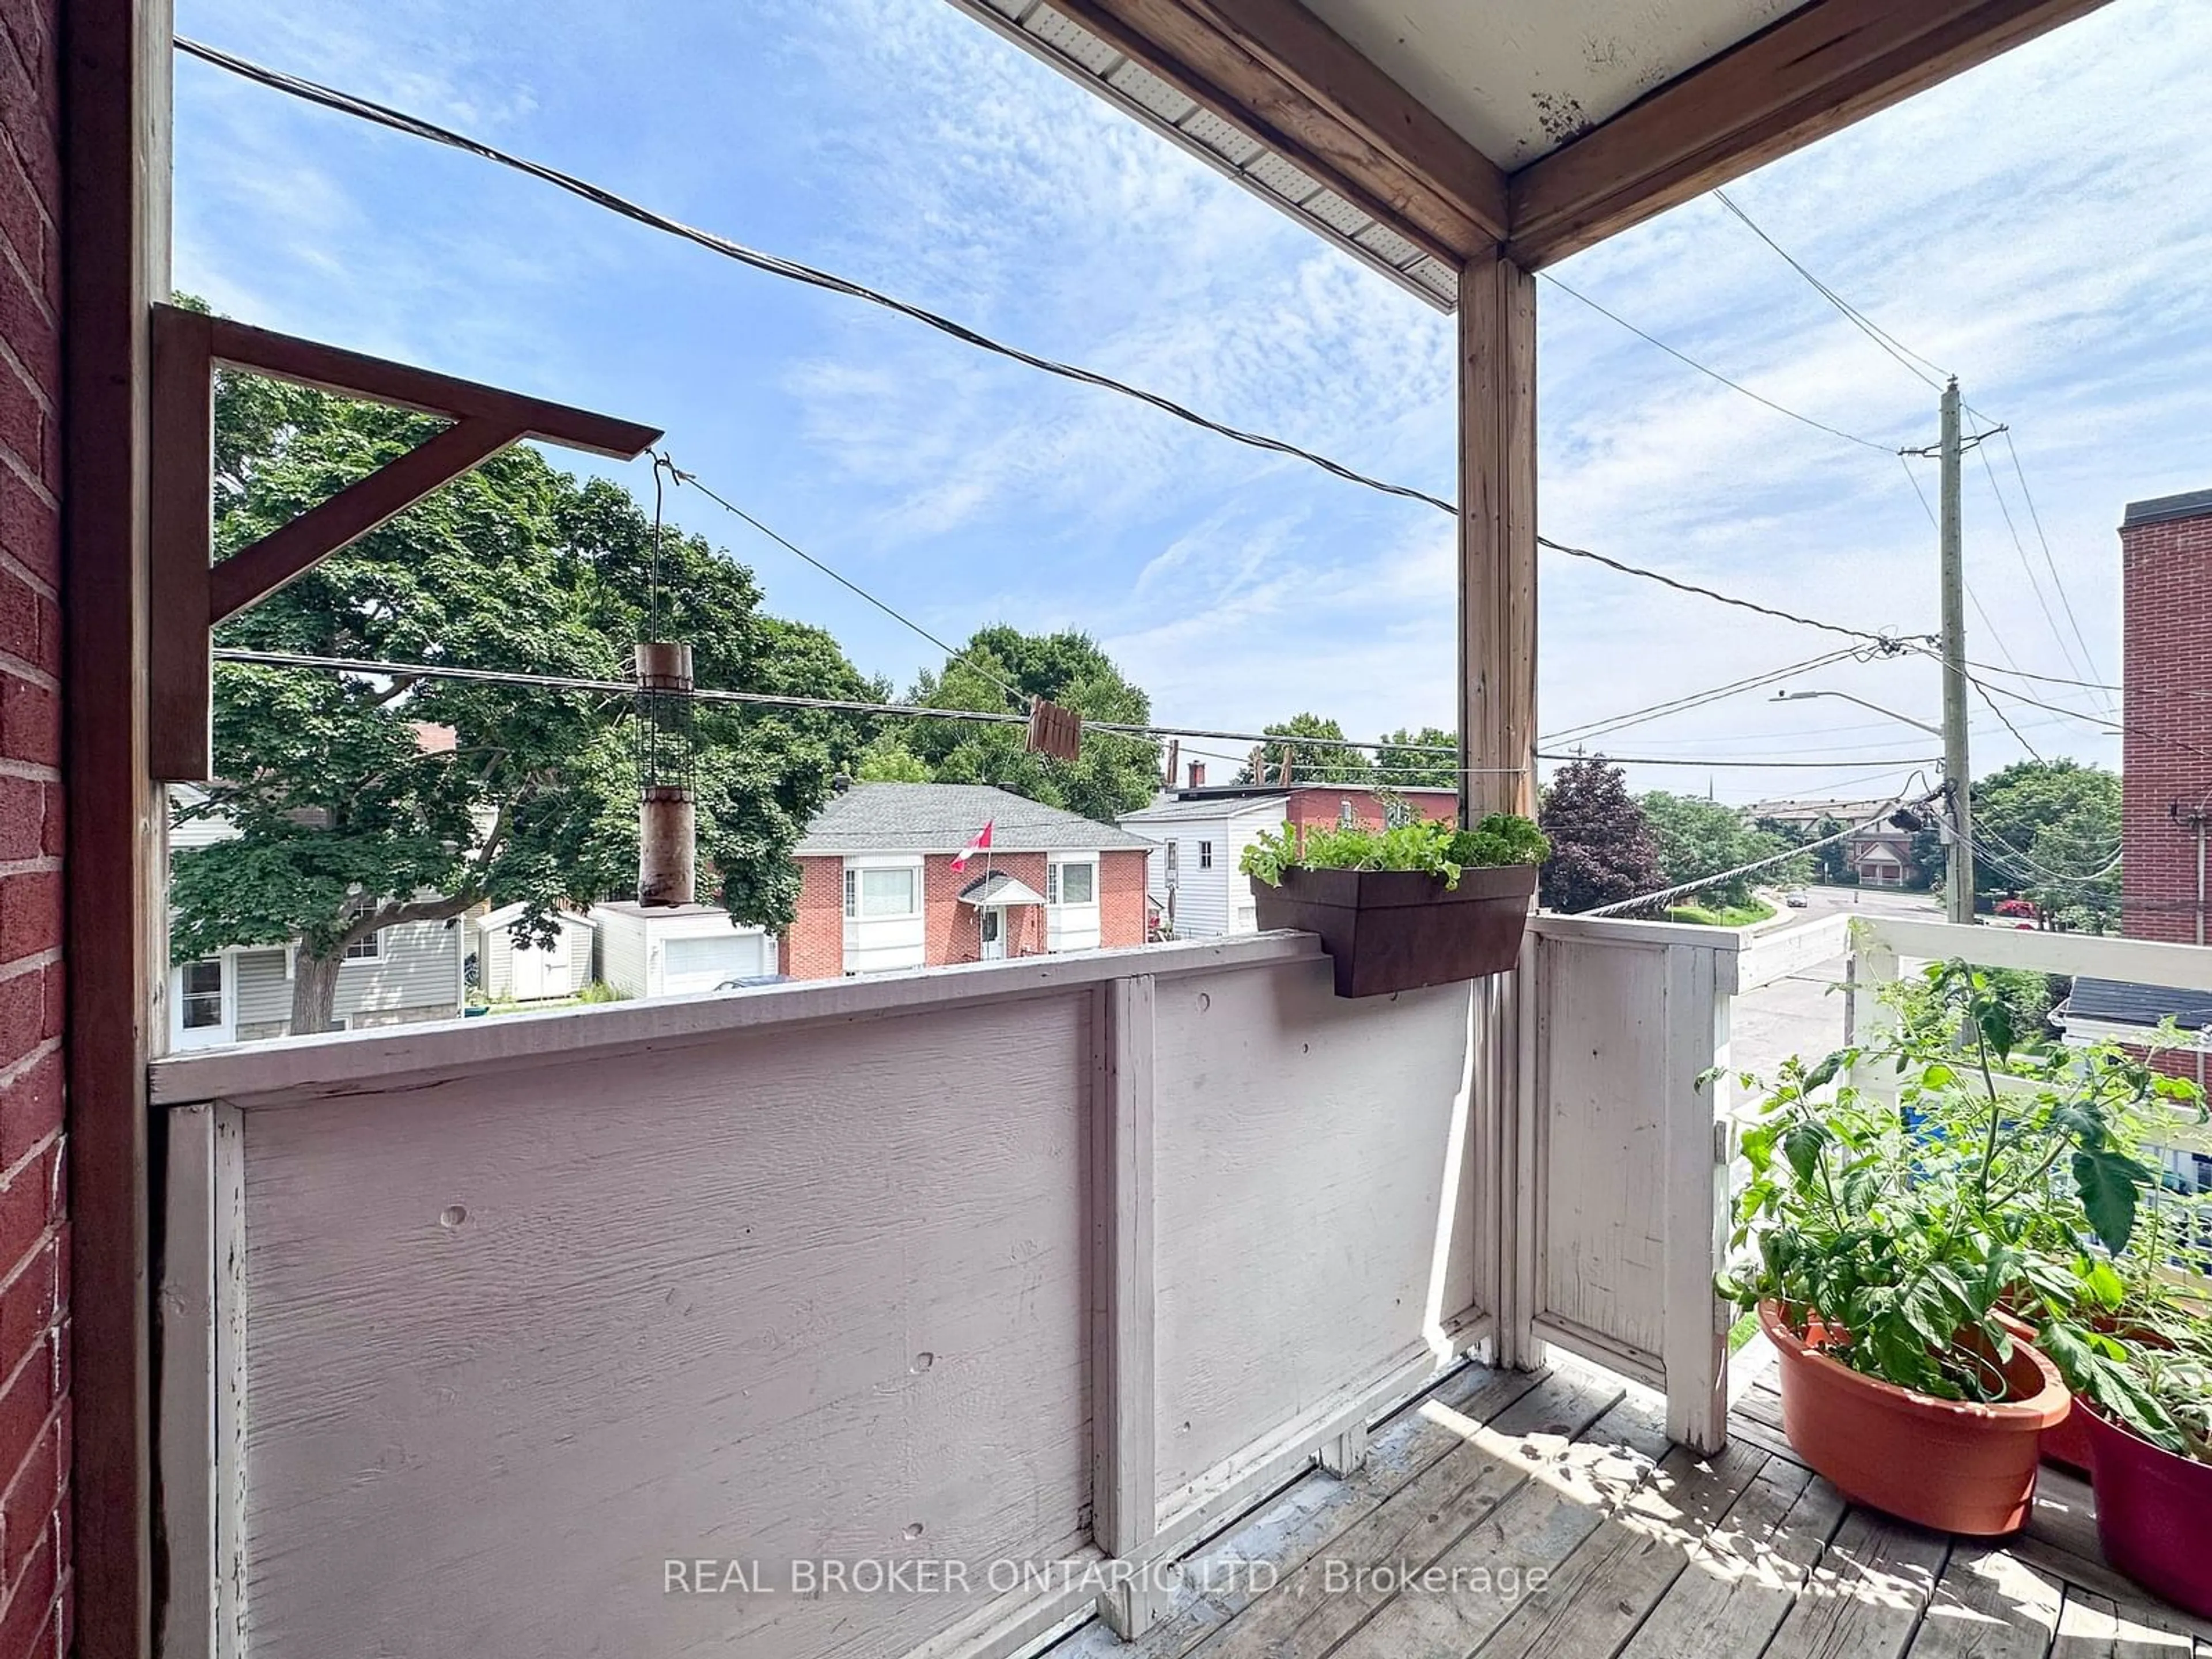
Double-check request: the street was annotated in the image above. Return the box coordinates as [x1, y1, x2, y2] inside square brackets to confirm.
[1729, 884, 1941, 1084]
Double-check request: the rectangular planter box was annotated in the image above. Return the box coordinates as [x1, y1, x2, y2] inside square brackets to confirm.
[1251, 863, 1537, 998]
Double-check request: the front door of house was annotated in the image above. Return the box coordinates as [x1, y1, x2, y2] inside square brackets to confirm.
[980, 907, 1005, 960]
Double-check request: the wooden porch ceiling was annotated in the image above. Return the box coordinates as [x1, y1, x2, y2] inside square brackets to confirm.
[948, 0, 2112, 305]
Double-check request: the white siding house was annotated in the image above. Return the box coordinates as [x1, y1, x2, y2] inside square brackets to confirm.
[1116, 793, 1287, 939]
[165, 786, 467, 1047]
[589, 902, 777, 999]
[475, 905, 596, 1003]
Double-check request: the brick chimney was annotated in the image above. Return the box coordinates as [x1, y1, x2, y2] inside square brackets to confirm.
[1187, 761, 1206, 790]
[2120, 487, 2212, 943]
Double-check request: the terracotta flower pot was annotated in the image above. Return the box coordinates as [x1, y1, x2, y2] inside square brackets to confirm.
[1250, 863, 1535, 998]
[1758, 1300, 2070, 1536]
[2080, 1403, 2212, 1619]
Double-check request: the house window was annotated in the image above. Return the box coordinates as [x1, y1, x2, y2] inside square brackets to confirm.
[1338, 799, 1357, 827]
[341, 894, 384, 960]
[179, 959, 225, 1030]
[1198, 842, 1213, 869]
[1047, 859, 1096, 906]
[845, 864, 918, 918]
[1165, 842, 1180, 887]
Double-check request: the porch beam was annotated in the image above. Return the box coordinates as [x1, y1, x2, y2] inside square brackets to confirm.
[1035, 0, 1507, 259]
[1508, 0, 2112, 268]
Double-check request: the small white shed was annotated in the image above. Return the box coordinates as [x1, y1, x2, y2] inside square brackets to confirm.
[475, 904, 597, 1003]
[589, 902, 777, 999]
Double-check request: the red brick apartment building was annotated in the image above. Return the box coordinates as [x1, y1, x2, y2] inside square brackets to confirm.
[781, 783, 1153, 979]
[0, 2, 70, 1653]
[2062, 488, 2212, 1094]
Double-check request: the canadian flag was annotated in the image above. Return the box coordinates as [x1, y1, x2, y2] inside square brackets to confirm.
[950, 820, 995, 871]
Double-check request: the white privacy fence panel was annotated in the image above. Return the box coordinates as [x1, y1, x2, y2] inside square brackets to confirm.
[1149, 964, 1483, 1522]
[1520, 914, 1759, 1452]
[153, 934, 1494, 1659]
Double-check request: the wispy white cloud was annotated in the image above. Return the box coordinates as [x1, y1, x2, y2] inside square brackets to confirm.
[170, 0, 2209, 801]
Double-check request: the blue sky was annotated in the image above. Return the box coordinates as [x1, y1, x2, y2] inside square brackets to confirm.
[172, 0, 2212, 804]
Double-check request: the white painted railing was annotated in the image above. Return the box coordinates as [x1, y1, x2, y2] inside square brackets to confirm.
[1849, 916, 2212, 1163]
[153, 934, 1497, 1659]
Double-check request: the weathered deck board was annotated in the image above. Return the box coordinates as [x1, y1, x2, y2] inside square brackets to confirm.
[1195, 1365, 1630, 1659]
[1616, 1458, 1846, 1659]
[1465, 1434, 1770, 1659]
[1047, 1362, 1547, 1659]
[1036, 1356, 2208, 1659]
[1904, 1543, 2062, 1659]
[1326, 1393, 1675, 1658]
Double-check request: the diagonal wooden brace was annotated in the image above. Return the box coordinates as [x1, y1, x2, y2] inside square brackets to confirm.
[146, 302, 662, 781]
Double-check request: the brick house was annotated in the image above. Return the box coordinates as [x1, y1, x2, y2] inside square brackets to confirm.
[1748, 798, 1922, 887]
[782, 782, 1153, 979]
[2059, 487, 2212, 1106]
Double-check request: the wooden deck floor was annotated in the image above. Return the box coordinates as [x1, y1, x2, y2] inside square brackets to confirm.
[1044, 1351, 2211, 1659]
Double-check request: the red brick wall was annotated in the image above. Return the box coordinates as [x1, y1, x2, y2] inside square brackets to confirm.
[2120, 501, 2212, 945]
[783, 857, 844, 981]
[925, 852, 1047, 965]
[786, 848, 1153, 976]
[0, 0, 67, 1651]
[1100, 850, 1147, 948]
[1283, 786, 1456, 833]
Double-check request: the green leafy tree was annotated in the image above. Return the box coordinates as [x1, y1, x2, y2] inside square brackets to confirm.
[172, 364, 873, 1033]
[1374, 725, 1459, 790]
[1239, 713, 1373, 785]
[1755, 813, 1854, 885]
[1640, 791, 1800, 910]
[1971, 759, 2122, 930]
[855, 731, 933, 782]
[1537, 758, 1661, 914]
[901, 628, 1161, 822]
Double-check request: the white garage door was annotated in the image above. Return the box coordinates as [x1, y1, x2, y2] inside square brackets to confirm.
[662, 933, 766, 994]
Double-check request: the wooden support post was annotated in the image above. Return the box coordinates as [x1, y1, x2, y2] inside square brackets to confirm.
[1316, 1418, 1369, 1477]
[1456, 253, 1537, 825]
[1460, 252, 1538, 1378]
[1093, 975, 1165, 1639]
[66, 0, 171, 1650]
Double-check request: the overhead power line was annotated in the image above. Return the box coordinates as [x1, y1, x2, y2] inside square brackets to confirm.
[1535, 751, 1938, 770]
[177, 36, 1457, 518]
[1537, 272, 1902, 453]
[1580, 783, 1930, 916]
[210, 648, 1495, 762]
[184, 36, 1937, 654]
[1711, 188, 1951, 391]
[654, 452, 1031, 707]
[1974, 438, 2092, 694]
[1540, 647, 1863, 745]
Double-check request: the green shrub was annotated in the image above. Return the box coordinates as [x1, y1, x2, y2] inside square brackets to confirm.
[574, 979, 627, 1003]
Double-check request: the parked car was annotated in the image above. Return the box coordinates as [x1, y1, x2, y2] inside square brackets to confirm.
[1784, 888, 1811, 908]
[714, 973, 791, 991]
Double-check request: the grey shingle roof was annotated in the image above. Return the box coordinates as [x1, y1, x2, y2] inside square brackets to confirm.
[2067, 977, 2212, 1032]
[797, 783, 1153, 855]
[1118, 793, 1290, 826]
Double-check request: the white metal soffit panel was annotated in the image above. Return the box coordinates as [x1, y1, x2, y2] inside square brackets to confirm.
[1298, 0, 1812, 168]
[946, 0, 1460, 310]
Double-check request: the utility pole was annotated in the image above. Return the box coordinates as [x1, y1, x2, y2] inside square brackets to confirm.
[1939, 377, 1975, 925]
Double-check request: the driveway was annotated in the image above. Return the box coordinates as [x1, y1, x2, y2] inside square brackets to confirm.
[1729, 884, 1939, 1082]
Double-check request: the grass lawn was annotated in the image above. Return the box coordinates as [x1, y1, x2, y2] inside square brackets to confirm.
[1664, 897, 1778, 928]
